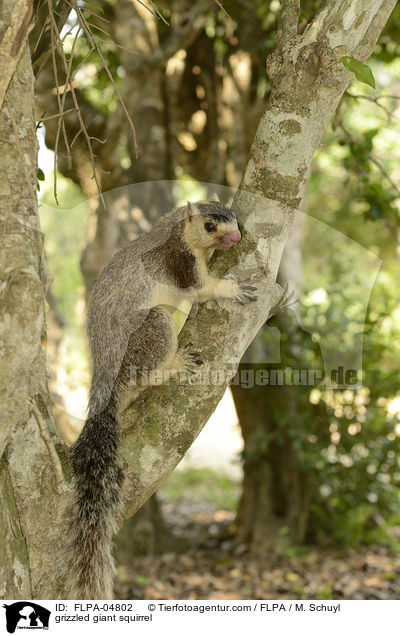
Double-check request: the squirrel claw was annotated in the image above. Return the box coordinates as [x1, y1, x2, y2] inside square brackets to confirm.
[178, 345, 204, 375]
[236, 279, 258, 304]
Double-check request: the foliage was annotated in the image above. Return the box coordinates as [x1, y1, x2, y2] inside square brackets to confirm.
[340, 57, 376, 88]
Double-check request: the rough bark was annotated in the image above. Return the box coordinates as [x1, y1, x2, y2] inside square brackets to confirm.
[0, 0, 33, 109]
[0, 0, 396, 599]
[0, 45, 68, 599]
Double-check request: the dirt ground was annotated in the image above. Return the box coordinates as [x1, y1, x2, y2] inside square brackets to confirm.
[115, 499, 400, 601]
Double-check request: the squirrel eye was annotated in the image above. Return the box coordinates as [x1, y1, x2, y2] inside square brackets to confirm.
[205, 222, 216, 232]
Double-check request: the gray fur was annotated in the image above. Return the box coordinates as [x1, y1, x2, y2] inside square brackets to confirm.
[65, 201, 253, 599]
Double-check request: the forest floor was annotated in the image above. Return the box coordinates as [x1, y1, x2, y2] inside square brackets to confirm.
[115, 496, 400, 601]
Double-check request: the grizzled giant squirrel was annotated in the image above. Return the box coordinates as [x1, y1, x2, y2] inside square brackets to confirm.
[65, 197, 257, 598]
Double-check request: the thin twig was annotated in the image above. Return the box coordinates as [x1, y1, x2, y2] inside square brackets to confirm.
[213, 0, 231, 20]
[127, 0, 213, 72]
[37, 0, 138, 205]
[345, 91, 394, 120]
[47, 0, 71, 203]
[31, 0, 72, 74]
[72, 1, 138, 157]
[81, 6, 111, 25]
[70, 43, 96, 78]
[347, 92, 400, 101]
[69, 111, 104, 150]
[135, 0, 160, 21]
[136, 0, 169, 25]
[37, 108, 75, 123]
[59, 23, 78, 43]
[147, 0, 169, 25]
[32, 16, 50, 55]
[54, 25, 81, 177]
[90, 37, 141, 54]
[48, 2, 106, 207]
[86, 21, 113, 39]
[369, 155, 400, 198]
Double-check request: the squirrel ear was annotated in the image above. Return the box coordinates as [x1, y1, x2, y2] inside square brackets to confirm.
[210, 192, 220, 202]
[186, 201, 196, 221]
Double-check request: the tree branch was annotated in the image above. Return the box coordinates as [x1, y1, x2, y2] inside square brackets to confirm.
[276, 0, 301, 49]
[354, 0, 399, 61]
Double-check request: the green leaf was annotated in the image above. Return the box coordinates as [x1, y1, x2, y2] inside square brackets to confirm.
[340, 56, 376, 88]
[83, 0, 104, 12]
[37, 168, 45, 181]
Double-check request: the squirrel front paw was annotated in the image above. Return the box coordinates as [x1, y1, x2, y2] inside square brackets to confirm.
[235, 279, 258, 304]
[178, 343, 204, 375]
[216, 277, 257, 304]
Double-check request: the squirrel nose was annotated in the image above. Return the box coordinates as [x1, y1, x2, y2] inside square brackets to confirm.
[225, 230, 241, 245]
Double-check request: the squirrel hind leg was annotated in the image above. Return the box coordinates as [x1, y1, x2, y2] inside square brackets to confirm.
[114, 306, 203, 416]
[113, 306, 179, 415]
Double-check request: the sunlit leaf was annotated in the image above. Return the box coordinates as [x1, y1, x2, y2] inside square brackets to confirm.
[340, 56, 376, 88]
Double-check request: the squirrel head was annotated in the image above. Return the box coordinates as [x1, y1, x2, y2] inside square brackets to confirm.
[183, 198, 241, 252]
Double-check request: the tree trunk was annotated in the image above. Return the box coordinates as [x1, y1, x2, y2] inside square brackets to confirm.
[0, 0, 33, 109]
[232, 356, 320, 550]
[0, 45, 68, 598]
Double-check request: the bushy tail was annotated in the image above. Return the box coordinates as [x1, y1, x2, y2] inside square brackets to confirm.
[65, 403, 124, 599]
